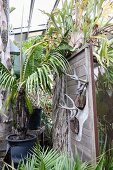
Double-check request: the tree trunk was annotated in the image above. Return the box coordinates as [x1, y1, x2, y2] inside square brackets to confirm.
[52, 75, 68, 152]
[16, 88, 28, 139]
[0, 0, 12, 160]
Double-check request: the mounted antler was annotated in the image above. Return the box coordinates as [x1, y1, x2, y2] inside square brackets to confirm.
[60, 67, 89, 141]
[60, 94, 78, 118]
[66, 66, 88, 84]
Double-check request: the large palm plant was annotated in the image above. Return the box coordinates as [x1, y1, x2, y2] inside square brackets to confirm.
[0, 35, 69, 139]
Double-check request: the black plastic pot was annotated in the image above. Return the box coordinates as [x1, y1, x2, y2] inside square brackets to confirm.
[28, 108, 42, 130]
[5, 134, 37, 168]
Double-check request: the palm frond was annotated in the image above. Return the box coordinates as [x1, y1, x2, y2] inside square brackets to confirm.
[25, 95, 33, 114]
[25, 65, 52, 94]
[23, 42, 45, 79]
[49, 52, 70, 73]
[33, 146, 60, 170]
[6, 90, 17, 109]
[22, 38, 70, 95]
[0, 62, 17, 91]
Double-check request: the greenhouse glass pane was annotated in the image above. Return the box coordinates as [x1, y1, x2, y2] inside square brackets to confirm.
[10, 0, 31, 28]
[31, 0, 56, 27]
[10, 0, 56, 30]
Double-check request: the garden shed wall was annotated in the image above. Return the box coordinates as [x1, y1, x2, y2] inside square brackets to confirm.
[67, 45, 98, 162]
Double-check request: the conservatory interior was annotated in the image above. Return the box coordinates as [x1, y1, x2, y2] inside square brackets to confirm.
[0, 0, 113, 169]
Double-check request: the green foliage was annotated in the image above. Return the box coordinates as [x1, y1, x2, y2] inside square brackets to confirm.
[75, 0, 113, 41]
[73, 0, 113, 88]
[0, 62, 17, 91]
[22, 34, 70, 94]
[94, 38, 113, 88]
[0, 37, 69, 133]
[0, 0, 73, 135]
[5, 146, 113, 170]
[40, 0, 74, 54]
[0, 0, 74, 107]
[17, 146, 60, 170]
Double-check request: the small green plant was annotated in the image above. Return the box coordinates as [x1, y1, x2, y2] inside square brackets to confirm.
[4, 146, 113, 170]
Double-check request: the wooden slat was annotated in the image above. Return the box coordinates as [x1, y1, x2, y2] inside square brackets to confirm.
[69, 50, 85, 63]
[71, 132, 92, 150]
[70, 58, 85, 68]
[71, 138, 92, 157]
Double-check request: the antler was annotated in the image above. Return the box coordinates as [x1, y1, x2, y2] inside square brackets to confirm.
[59, 94, 78, 110]
[59, 67, 89, 141]
[66, 66, 88, 84]
[59, 94, 79, 118]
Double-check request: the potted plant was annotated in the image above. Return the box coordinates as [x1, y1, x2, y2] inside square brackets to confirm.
[0, 32, 69, 167]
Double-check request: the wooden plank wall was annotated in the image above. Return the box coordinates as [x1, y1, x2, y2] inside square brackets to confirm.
[67, 46, 97, 162]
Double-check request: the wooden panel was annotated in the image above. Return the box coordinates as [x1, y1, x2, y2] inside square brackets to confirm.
[67, 84, 78, 95]
[67, 46, 96, 162]
[69, 51, 85, 64]
[82, 128, 92, 137]
[82, 118, 92, 130]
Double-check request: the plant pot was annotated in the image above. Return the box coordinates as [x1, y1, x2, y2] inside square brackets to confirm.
[5, 134, 37, 168]
[28, 108, 42, 130]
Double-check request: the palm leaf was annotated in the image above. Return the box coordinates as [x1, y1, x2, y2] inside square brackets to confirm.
[0, 62, 17, 90]
[25, 95, 33, 114]
[33, 146, 60, 170]
[6, 89, 17, 109]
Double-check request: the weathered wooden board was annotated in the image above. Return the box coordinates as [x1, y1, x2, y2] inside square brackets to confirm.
[67, 45, 97, 162]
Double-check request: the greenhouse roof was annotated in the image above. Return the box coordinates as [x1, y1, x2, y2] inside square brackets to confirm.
[9, 0, 64, 35]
